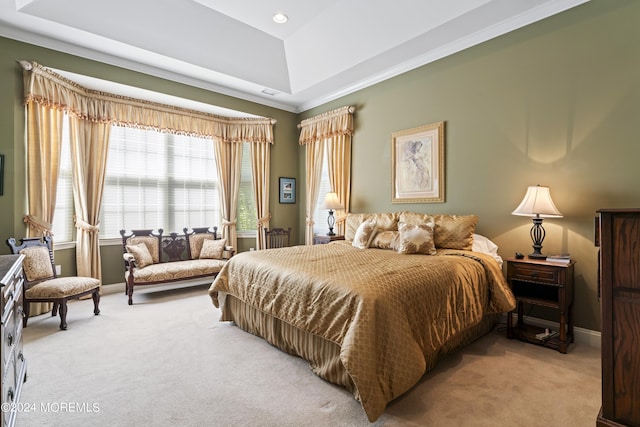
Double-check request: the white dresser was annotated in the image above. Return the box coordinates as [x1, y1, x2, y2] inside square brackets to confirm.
[1, 254, 27, 427]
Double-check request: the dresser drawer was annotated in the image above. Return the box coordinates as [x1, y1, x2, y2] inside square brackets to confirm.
[509, 263, 560, 285]
[2, 308, 15, 367]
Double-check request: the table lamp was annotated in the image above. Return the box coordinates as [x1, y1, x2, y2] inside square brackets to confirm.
[512, 185, 563, 259]
[323, 192, 343, 236]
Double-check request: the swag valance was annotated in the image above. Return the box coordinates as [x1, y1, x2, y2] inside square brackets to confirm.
[21, 61, 275, 144]
[298, 105, 354, 145]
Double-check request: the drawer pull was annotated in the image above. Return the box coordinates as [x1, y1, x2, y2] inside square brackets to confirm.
[7, 332, 14, 346]
[18, 351, 24, 361]
[7, 387, 14, 402]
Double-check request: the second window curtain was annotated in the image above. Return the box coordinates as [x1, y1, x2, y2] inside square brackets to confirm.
[299, 106, 354, 245]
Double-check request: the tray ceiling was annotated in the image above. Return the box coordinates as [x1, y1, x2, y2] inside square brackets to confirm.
[1, 0, 589, 112]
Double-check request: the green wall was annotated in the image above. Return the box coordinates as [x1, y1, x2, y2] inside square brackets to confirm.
[299, 0, 640, 331]
[2, 0, 638, 331]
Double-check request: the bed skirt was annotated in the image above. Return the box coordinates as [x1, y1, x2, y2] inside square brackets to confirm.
[220, 294, 500, 407]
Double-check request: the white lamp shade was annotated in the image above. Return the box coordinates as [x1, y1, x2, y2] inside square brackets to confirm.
[512, 185, 563, 218]
[324, 192, 343, 210]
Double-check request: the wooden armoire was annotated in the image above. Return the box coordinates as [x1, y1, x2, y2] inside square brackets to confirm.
[596, 209, 640, 427]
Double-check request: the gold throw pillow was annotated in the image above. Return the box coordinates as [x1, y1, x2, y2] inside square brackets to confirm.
[396, 222, 437, 255]
[200, 238, 227, 259]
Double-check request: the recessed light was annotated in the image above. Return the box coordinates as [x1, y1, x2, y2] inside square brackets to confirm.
[273, 13, 288, 24]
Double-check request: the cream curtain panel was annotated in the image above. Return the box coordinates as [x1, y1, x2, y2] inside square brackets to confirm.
[299, 106, 354, 244]
[21, 60, 276, 275]
[23, 100, 62, 316]
[69, 117, 111, 281]
[250, 142, 271, 250]
[214, 140, 243, 251]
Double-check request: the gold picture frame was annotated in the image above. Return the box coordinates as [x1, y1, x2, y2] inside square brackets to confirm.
[391, 121, 444, 203]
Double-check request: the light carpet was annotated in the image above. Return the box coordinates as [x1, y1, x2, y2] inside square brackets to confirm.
[18, 283, 601, 426]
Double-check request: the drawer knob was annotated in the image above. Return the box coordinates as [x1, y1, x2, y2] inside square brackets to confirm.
[18, 351, 24, 361]
[7, 387, 14, 402]
[7, 333, 14, 346]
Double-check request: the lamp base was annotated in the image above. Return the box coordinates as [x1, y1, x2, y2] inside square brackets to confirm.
[327, 231, 335, 236]
[528, 253, 547, 260]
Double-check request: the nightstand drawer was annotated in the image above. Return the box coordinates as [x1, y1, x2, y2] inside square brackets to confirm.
[509, 263, 559, 285]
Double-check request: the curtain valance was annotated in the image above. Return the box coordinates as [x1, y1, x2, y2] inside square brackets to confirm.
[21, 61, 275, 144]
[298, 106, 354, 145]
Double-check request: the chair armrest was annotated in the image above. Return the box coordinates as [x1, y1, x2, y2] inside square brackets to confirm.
[222, 246, 235, 260]
[123, 253, 135, 263]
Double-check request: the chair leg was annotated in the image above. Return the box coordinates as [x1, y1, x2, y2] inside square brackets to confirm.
[58, 301, 68, 330]
[52, 302, 59, 317]
[22, 301, 30, 328]
[92, 290, 101, 315]
[127, 281, 134, 305]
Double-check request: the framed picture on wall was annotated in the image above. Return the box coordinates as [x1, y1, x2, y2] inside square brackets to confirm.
[391, 121, 445, 203]
[279, 177, 296, 204]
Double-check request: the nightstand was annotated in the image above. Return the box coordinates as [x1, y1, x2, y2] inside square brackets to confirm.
[313, 235, 345, 245]
[506, 257, 576, 353]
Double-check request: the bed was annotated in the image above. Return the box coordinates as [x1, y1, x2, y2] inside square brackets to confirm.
[208, 212, 516, 421]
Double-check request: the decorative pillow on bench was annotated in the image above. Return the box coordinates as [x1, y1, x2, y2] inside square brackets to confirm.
[200, 238, 227, 259]
[126, 242, 154, 268]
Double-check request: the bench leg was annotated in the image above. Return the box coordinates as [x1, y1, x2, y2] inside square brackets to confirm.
[127, 282, 134, 305]
[92, 289, 101, 315]
[58, 301, 68, 330]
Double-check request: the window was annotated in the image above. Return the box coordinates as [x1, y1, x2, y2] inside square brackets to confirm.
[100, 126, 219, 238]
[237, 142, 256, 233]
[51, 125, 258, 242]
[313, 146, 332, 236]
[51, 114, 74, 242]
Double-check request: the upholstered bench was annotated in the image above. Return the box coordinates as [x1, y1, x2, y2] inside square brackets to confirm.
[120, 227, 233, 305]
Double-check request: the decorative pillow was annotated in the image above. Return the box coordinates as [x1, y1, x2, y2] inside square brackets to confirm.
[433, 214, 478, 250]
[398, 211, 434, 227]
[371, 230, 400, 250]
[189, 233, 215, 259]
[200, 238, 227, 260]
[345, 212, 399, 241]
[126, 236, 160, 264]
[396, 222, 437, 255]
[352, 220, 378, 249]
[126, 242, 154, 268]
[20, 246, 54, 281]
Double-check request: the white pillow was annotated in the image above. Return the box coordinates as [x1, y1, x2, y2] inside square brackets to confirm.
[472, 234, 503, 267]
[352, 220, 378, 249]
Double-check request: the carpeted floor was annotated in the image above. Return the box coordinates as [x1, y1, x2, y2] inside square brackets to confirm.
[18, 283, 601, 426]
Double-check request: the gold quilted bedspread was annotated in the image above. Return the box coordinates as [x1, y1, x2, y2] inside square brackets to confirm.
[208, 241, 515, 421]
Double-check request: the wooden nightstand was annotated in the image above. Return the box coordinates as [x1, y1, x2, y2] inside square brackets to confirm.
[506, 257, 576, 354]
[313, 235, 345, 245]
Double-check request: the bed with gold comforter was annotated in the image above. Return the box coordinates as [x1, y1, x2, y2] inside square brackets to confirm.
[208, 238, 515, 421]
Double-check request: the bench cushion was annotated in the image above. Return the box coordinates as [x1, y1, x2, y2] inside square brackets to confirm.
[126, 259, 227, 284]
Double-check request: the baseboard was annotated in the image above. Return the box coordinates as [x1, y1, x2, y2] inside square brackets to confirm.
[501, 314, 601, 349]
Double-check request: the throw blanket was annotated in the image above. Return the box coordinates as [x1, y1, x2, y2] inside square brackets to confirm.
[209, 242, 515, 421]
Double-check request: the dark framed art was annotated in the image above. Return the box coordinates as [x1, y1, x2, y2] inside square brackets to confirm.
[279, 177, 296, 204]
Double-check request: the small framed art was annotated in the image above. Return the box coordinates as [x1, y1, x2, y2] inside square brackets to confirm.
[279, 177, 296, 204]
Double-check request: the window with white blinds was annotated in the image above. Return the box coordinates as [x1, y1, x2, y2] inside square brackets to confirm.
[51, 114, 74, 242]
[313, 146, 332, 236]
[51, 124, 258, 242]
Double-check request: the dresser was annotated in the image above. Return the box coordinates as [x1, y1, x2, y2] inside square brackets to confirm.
[1, 254, 27, 427]
[596, 209, 640, 427]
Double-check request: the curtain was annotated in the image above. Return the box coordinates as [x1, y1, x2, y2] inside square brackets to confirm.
[69, 117, 111, 281]
[250, 142, 271, 250]
[213, 140, 243, 251]
[24, 100, 62, 315]
[22, 62, 275, 143]
[326, 133, 352, 236]
[303, 140, 325, 244]
[299, 106, 354, 243]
